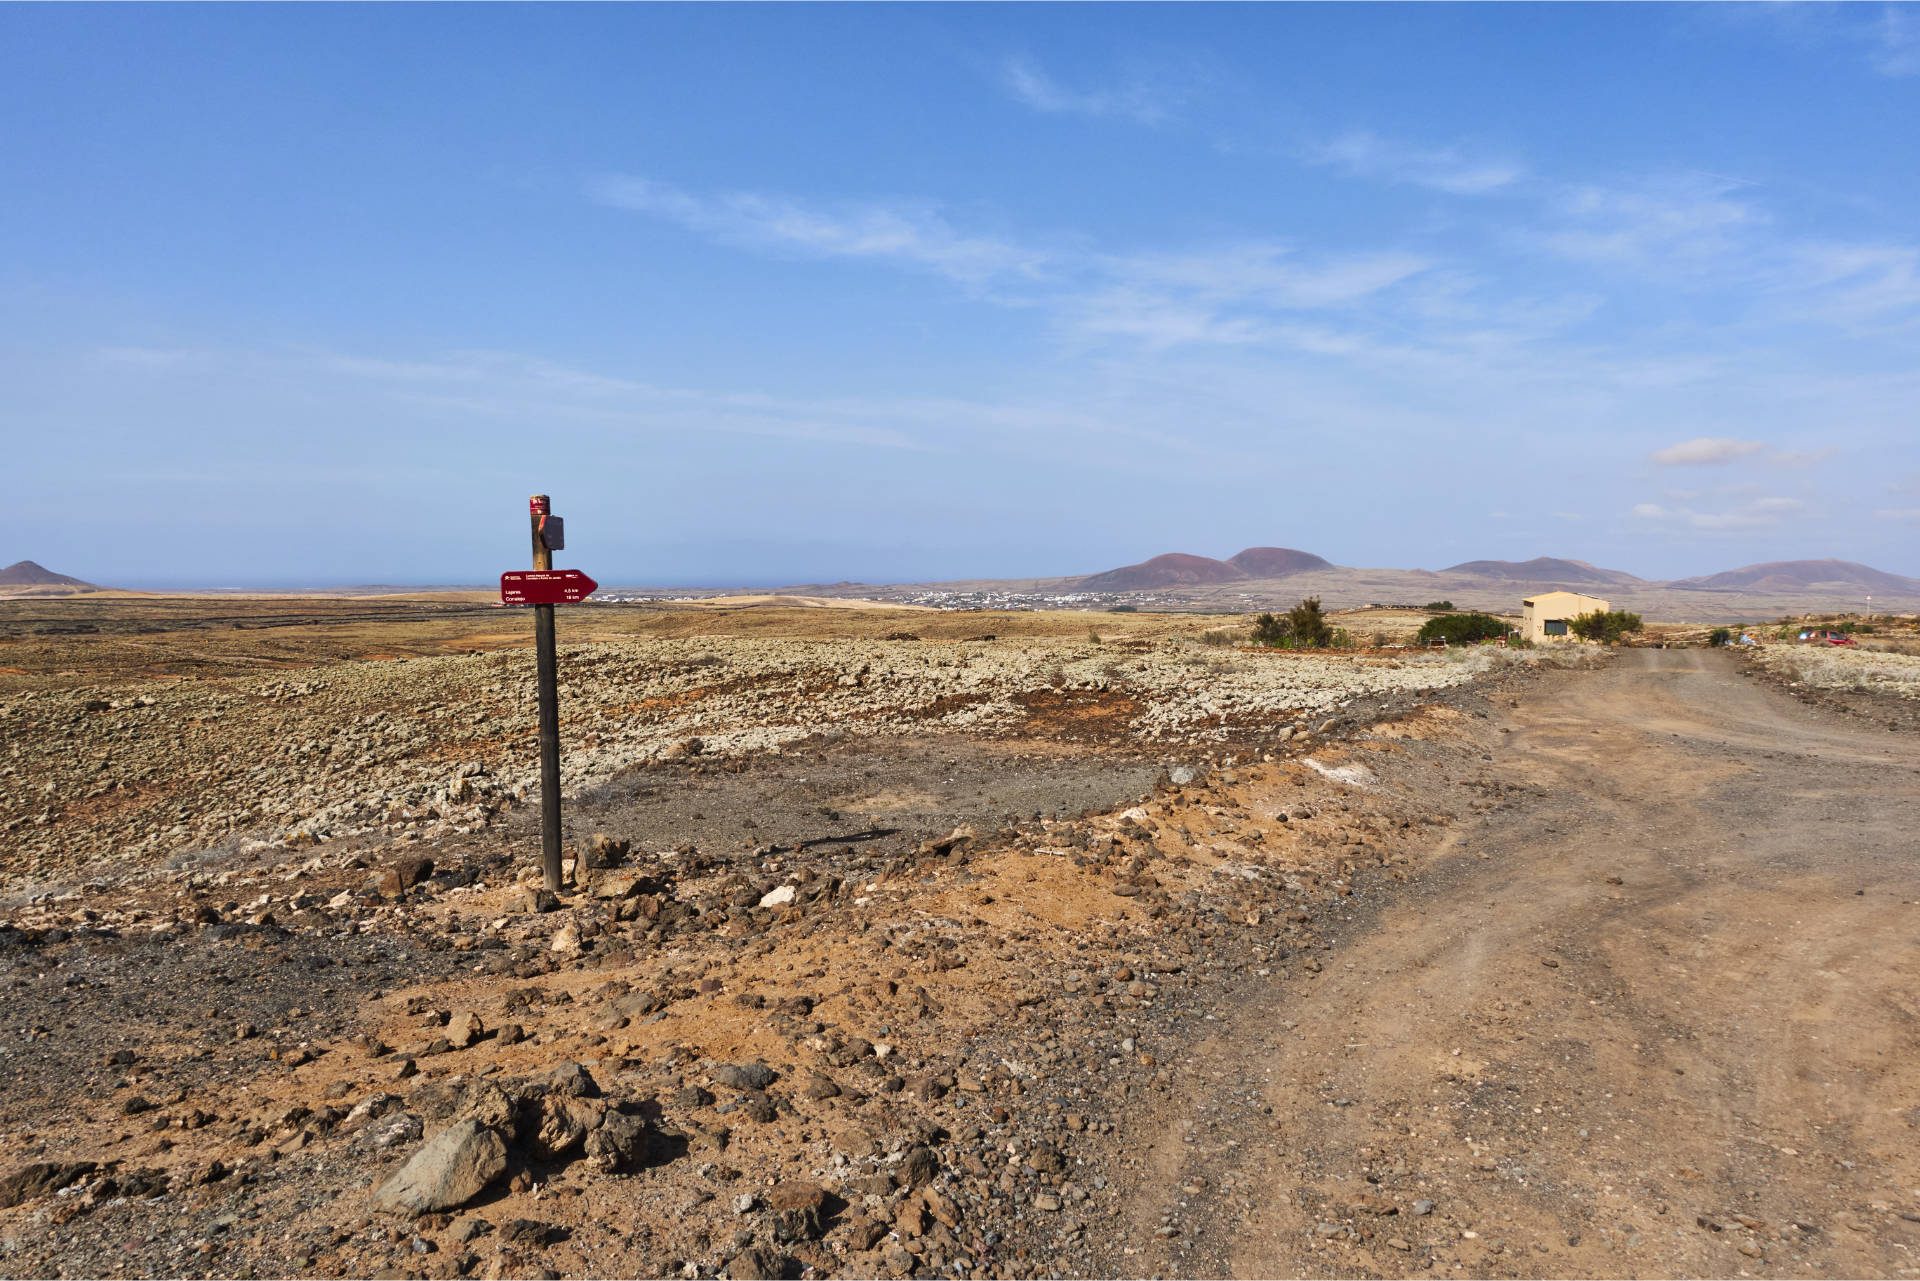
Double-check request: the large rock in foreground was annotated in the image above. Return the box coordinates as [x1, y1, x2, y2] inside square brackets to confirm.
[371, 1120, 506, 1216]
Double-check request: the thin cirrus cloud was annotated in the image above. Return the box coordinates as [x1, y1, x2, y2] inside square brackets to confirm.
[593, 175, 1435, 350]
[1539, 174, 1766, 274]
[1315, 130, 1920, 322]
[590, 176, 1044, 287]
[301, 347, 932, 451]
[1309, 131, 1523, 195]
[1632, 496, 1808, 530]
[1107, 243, 1432, 310]
[1533, 176, 1920, 321]
[998, 55, 1190, 125]
[1649, 437, 1768, 466]
[1877, 6, 1920, 75]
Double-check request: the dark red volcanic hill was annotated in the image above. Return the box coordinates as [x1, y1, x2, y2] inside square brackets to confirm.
[0, 560, 96, 589]
[1670, 559, 1919, 594]
[1074, 553, 1247, 591]
[1441, 557, 1642, 587]
[1228, 547, 1333, 578]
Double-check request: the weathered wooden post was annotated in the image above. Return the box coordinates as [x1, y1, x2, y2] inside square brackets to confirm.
[529, 495, 563, 891]
[500, 496, 596, 894]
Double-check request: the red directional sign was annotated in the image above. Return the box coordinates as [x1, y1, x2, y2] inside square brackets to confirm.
[500, 569, 598, 606]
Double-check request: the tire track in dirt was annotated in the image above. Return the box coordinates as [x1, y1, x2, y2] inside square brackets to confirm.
[1122, 649, 1920, 1278]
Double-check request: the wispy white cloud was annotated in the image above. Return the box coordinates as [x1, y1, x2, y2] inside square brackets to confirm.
[94, 346, 206, 368]
[1312, 127, 1920, 325]
[1871, 5, 1920, 76]
[1633, 496, 1808, 530]
[1774, 240, 1920, 322]
[1541, 174, 1764, 273]
[302, 347, 930, 451]
[1650, 437, 1767, 466]
[1310, 131, 1523, 194]
[1525, 173, 1920, 323]
[1770, 446, 1840, 469]
[1109, 243, 1431, 310]
[591, 176, 1044, 286]
[595, 176, 1441, 351]
[1059, 288, 1274, 349]
[1057, 244, 1433, 349]
[999, 56, 1187, 125]
[1681, 4, 1920, 80]
[1876, 507, 1920, 525]
[584, 169, 1917, 558]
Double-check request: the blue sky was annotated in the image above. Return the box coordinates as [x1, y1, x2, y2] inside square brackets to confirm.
[4, 4, 1918, 588]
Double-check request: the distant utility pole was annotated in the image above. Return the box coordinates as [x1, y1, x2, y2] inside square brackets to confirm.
[500, 495, 596, 894]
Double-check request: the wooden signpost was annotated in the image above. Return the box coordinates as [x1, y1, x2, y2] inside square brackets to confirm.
[503, 495, 599, 892]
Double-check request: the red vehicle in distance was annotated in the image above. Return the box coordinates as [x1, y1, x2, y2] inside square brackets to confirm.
[1798, 629, 1858, 646]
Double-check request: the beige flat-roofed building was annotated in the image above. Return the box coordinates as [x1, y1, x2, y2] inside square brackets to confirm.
[1522, 590, 1609, 643]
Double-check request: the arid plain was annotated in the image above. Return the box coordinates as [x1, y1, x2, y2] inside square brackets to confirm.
[2, 594, 1917, 1281]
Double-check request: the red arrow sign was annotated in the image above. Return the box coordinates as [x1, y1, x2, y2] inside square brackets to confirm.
[500, 569, 599, 605]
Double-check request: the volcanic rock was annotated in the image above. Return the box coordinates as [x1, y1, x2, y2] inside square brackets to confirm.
[370, 1120, 508, 1217]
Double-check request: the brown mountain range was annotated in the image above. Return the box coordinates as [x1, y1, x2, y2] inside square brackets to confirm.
[1072, 547, 1329, 591]
[1073, 553, 1247, 591]
[1669, 559, 1920, 594]
[1229, 547, 1334, 577]
[0, 560, 97, 590]
[1440, 557, 1646, 588]
[997, 549, 1920, 618]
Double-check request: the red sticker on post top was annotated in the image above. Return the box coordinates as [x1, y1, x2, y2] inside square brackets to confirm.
[530, 496, 550, 516]
[500, 569, 597, 605]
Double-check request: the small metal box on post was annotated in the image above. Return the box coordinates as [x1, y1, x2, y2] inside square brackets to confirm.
[500, 495, 597, 894]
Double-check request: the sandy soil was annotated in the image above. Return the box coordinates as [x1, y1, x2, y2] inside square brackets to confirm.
[1114, 649, 1920, 1278]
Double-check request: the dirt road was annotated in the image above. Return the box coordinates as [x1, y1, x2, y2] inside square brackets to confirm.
[1128, 649, 1920, 1278]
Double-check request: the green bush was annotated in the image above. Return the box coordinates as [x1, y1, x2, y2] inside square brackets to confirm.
[1569, 610, 1645, 644]
[1708, 627, 1732, 647]
[1416, 612, 1508, 645]
[1423, 600, 1455, 611]
[1288, 597, 1333, 649]
[1251, 612, 1292, 647]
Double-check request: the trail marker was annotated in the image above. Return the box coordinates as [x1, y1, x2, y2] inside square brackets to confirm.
[499, 569, 597, 605]
[501, 494, 598, 892]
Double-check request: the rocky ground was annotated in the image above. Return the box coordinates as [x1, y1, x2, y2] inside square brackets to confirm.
[0, 625, 1495, 887]
[5, 601, 1913, 1281]
[1740, 641, 1920, 735]
[0, 600, 1546, 1280]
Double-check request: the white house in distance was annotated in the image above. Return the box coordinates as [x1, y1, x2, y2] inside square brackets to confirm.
[1521, 591, 1609, 643]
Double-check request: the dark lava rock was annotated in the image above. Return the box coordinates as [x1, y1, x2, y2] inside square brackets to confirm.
[899, 1146, 940, 1189]
[712, 1062, 777, 1091]
[766, 1182, 831, 1243]
[498, 1218, 556, 1248]
[724, 1245, 793, 1280]
[0, 1162, 98, 1208]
